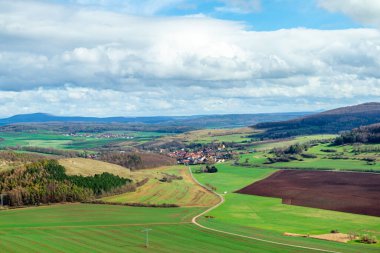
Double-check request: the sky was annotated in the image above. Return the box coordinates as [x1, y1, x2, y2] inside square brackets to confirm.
[0, 0, 380, 117]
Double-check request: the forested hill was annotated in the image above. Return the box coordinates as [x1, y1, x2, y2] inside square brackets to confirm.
[0, 112, 311, 129]
[253, 102, 380, 139]
[334, 123, 380, 145]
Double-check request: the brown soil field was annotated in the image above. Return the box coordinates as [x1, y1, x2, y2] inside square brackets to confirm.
[236, 170, 380, 217]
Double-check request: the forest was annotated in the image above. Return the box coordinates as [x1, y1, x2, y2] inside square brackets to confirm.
[0, 159, 131, 206]
[334, 124, 380, 145]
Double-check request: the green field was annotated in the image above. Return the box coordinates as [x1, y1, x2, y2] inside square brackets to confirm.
[102, 166, 219, 207]
[253, 135, 337, 151]
[0, 204, 336, 253]
[240, 141, 380, 172]
[192, 163, 380, 253]
[0, 131, 170, 152]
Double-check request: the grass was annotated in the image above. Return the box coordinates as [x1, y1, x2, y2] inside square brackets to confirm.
[254, 135, 337, 151]
[0, 203, 332, 253]
[270, 157, 380, 171]
[241, 141, 380, 172]
[102, 166, 219, 207]
[192, 163, 380, 253]
[0, 131, 169, 152]
[59, 158, 131, 178]
[153, 128, 257, 145]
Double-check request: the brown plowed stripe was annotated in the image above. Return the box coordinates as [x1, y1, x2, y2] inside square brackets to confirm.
[236, 170, 380, 217]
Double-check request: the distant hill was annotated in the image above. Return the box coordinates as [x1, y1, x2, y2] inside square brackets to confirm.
[0, 113, 179, 125]
[254, 102, 380, 138]
[0, 112, 311, 129]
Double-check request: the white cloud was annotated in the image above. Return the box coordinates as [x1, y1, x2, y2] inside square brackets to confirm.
[318, 0, 380, 27]
[0, 1, 379, 116]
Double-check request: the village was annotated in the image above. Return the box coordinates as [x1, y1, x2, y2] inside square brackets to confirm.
[63, 132, 135, 139]
[167, 144, 234, 165]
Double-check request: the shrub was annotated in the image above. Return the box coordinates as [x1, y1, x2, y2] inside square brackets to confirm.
[301, 153, 317, 159]
[360, 234, 378, 244]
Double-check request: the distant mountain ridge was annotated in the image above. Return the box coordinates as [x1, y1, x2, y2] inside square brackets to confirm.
[0, 113, 180, 125]
[0, 112, 312, 128]
[254, 102, 380, 138]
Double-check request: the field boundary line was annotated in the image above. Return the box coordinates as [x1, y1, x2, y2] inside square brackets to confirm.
[188, 166, 342, 253]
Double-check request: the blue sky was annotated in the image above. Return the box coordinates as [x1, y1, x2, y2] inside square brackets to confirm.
[162, 0, 362, 30]
[59, 0, 364, 30]
[0, 0, 379, 117]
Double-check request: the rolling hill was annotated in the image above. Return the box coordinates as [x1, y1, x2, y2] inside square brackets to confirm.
[0, 112, 311, 129]
[254, 102, 380, 138]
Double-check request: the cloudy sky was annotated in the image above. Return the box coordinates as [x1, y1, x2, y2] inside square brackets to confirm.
[0, 0, 380, 117]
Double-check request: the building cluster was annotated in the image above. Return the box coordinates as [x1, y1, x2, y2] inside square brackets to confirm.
[63, 133, 134, 139]
[168, 145, 233, 165]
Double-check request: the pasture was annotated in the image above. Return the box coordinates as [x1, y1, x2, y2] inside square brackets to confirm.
[192, 164, 380, 253]
[0, 204, 332, 253]
[59, 158, 131, 178]
[153, 127, 257, 145]
[0, 130, 169, 152]
[253, 135, 337, 151]
[240, 141, 380, 172]
[102, 166, 219, 207]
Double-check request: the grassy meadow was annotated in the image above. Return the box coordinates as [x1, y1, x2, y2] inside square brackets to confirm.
[0, 131, 170, 152]
[238, 139, 380, 172]
[102, 166, 219, 207]
[253, 135, 337, 151]
[0, 203, 334, 253]
[59, 158, 132, 178]
[192, 163, 380, 253]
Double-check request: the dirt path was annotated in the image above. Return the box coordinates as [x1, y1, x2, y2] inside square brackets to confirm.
[188, 167, 343, 253]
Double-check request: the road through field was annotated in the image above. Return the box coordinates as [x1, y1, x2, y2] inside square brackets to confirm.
[188, 167, 343, 253]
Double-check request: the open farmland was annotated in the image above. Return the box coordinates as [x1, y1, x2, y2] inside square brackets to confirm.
[237, 170, 380, 216]
[0, 203, 339, 252]
[192, 164, 380, 253]
[240, 141, 380, 172]
[59, 158, 131, 178]
[102, 166, 219, 207]
[0, 130, 172, 153]
[252, 135, 337, 151]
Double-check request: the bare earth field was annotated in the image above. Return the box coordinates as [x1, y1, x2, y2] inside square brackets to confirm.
[236, 170, 380, 217]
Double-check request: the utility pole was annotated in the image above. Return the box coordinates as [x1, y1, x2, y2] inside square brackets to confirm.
[142, 228, 152, 248]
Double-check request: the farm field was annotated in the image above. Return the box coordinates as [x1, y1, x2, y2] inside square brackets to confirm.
[270, 158, 380, 171]
[237, 170, 380, 216]
[240, 141, 380, 172]
[59, 158, 132, 178]
[192, 164, 380, 253]
[102, 166, 219, 207]
[0, 131, 170, 152]
[0, 204, 333, 253]
[153, 127, 257, 145]
[253, 135, 337, 151]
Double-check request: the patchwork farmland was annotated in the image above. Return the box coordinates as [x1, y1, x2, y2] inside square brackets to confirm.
[236, 170, 380, 217]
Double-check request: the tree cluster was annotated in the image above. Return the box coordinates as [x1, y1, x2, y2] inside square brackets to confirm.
[0, 159, 131, 206]
[334, 124, 380, 145]
[100, 152, 175, 170]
